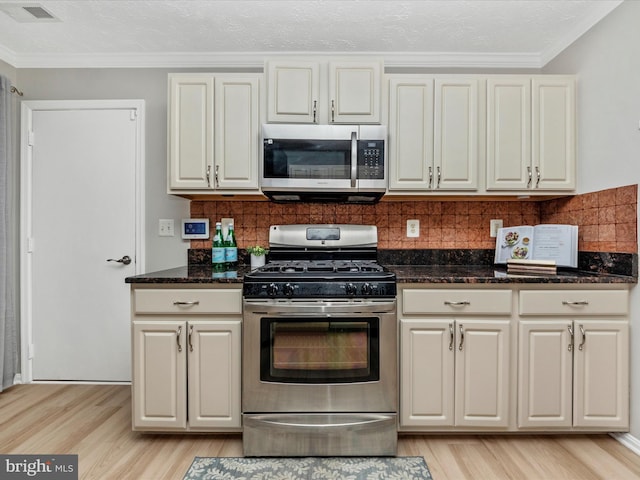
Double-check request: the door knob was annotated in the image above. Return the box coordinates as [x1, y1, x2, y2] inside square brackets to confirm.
[107, 255, 131, 265]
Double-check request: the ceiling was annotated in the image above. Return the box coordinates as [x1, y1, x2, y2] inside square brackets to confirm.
[0, 0, 624, 69]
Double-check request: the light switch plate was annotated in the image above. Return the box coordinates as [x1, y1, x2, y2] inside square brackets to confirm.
[159, 219, 175, 237]
[407, 219, 420, 238]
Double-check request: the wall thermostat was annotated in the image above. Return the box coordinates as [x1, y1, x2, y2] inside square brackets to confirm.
[181, 219, 210, 239]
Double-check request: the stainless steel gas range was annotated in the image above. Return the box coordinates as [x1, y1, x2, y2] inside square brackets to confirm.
[242, 224, 397, 457]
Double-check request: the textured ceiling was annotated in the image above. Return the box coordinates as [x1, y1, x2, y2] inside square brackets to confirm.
[0, 0, 624, 68]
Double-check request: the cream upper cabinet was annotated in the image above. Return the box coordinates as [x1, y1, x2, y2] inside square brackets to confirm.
[267, 59, 382, 124]
[518, 289, 629, 430]
[168, 75, 213, 190]
[486, 75, 575, 191]
[388, 75, 478, 192]
[168, 73, 261, 193]
[399, 288, 512, 430]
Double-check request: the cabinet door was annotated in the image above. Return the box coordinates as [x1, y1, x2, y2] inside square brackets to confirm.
[400, 319, 454, 427]
[329, 61, 382, 124]
[132, 320, 187, 430]
[267, 61, 320, 123]
[168, 75, 214, 190]
[388, 76, 434, 190]
[574, 320, 629, 428]
[455, 320, 510, 427]
[188, 320, 242, 429]
[532, 76, 575, 190]
[518, 321, 572, 427]
[486, 76, 531, 190]
[433, 78, 478, 190]
[214, 75, 260, 190]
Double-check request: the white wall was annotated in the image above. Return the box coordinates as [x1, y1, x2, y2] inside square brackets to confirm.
[15, 68, 190, 271]
[545, 0, 640, 438]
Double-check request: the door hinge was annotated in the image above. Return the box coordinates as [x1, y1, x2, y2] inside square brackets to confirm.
[28, 343, 35, 360]
[28, 130, 35, 146]
[130, 109, 137, 121]
[26, 237, 34, 253]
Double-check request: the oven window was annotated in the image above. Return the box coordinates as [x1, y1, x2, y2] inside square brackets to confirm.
[263, 140, 351, 179]
[260, 317, 380, 383]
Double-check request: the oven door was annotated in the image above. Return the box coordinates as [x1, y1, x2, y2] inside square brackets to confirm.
[243, 299, 397, 413]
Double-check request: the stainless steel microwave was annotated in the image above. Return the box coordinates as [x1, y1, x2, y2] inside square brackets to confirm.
[261, 124, 387, 203]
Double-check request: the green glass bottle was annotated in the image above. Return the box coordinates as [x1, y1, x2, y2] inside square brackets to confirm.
[212, 222, 226, 272]
[224, 222, 238, 269]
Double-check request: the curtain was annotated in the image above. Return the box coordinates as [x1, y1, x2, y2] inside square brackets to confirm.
[0, 75, 18, 391]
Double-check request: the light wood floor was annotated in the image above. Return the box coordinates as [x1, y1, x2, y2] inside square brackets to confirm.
[2, 384, 640, 480]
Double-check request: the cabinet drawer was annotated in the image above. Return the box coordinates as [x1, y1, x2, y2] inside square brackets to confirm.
[134, 289, 242, 315]
[402, 289, 512, 315]
[519, 290, 628, 316]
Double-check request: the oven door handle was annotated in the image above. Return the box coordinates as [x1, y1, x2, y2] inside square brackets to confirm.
[243, 300, 395, 315]
[350, 131, 358, 188]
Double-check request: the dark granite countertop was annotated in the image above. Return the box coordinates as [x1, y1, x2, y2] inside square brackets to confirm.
[125, 265, 250, 284]
[125, 263, 636, 285]
[390, 265, 636, 284]
[125, 249, 637, 285]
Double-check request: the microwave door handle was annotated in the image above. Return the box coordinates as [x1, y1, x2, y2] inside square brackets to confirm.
[350, 131, 357, 188]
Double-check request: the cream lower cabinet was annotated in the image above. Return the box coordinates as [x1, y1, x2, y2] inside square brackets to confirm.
[399, 288, 512, 430]
[518, 290, 629, 430]
[131, 287, 242, 432]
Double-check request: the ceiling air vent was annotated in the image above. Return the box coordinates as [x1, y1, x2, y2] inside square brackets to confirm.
[23, 5, 55, 19]
[0, 3, 60, 22]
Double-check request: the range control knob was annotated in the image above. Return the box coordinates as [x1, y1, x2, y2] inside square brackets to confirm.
[361, 283, 373, 296]
[266, 283, 279, 297]
[345, 283, 357, 296]
[283, 283, 295, 297]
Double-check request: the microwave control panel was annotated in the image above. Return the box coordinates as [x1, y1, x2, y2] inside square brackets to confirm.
[358, 140, 384, 179]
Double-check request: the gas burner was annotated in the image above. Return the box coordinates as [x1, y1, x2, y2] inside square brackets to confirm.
[243, 225, 396, 299]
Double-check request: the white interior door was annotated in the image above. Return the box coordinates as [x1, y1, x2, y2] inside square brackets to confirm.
[21, 100, 144, 382]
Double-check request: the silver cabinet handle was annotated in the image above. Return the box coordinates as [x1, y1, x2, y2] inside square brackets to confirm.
[176, 326, 183, 353]
[107, 255, 131, 265]
[206, 165, 211, 187]
[428, 166, 433, 189]
[527, 166, 532, 187]
[188, 324, 194, 352]
[562, 301, 589, 306]
[444, 301, 470, 306]
[173, 301, 200, 306]
[535, 166, 541, 188]
[436, 166, 441, 188]
[350, 131, 358, 188]
[331, 100, 335, 123]
[458, 324, 464, 351]
[313, 100, 317, 123]
[578, 324, 586, 351]
[449, 323, 454, 351]
[568, 324, 574, 352]
[214, 164, 220, 188]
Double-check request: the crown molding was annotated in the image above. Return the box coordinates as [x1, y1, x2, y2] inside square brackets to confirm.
[1, 50, 548, 70]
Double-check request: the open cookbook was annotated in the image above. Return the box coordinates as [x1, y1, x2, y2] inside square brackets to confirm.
[494, 224, 578, 268]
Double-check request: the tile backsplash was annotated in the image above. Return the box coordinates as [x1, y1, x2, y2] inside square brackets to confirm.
[190, 184, 637, 254]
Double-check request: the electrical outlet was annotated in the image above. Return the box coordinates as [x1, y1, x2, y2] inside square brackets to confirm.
[407, 219, 420, 238]
[159, 219, 175, 237]
[221, 217, 234, 239]
[490, 219, 503, 238]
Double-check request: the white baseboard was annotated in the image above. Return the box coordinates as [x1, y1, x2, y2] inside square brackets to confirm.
[610, 432, 640, 456]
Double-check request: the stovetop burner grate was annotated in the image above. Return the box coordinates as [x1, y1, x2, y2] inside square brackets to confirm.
[253, 260, 385, 276]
